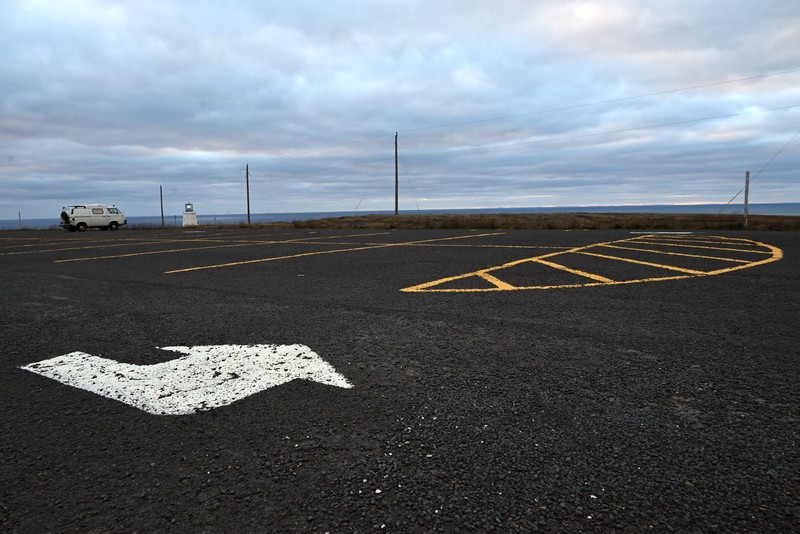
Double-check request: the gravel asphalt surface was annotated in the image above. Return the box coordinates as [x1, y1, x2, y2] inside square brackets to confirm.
[1, 228, 798, 532]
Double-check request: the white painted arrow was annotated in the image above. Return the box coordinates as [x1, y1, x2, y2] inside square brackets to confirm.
[21, 344, 353, 415]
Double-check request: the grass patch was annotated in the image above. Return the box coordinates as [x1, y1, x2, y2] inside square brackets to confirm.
[276, 212, 800, 231]
[97, 213, 800, 232]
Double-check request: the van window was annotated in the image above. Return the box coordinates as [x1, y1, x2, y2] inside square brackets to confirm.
[108, 208, 120, 214]
[92, 208, 104, 214]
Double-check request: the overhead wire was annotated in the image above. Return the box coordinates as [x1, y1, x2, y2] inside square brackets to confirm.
[402, 104, 800, 160]
[398, 68, 800, 134]
[399, 154, 422, 213]
[240, 68, 799, 210]
[717, 127, 800, 214]
[250, 68, 800, 165]
[353, 157, 390, 214]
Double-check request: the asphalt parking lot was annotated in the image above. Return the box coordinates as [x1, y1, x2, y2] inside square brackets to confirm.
[1, 228, 798, 531]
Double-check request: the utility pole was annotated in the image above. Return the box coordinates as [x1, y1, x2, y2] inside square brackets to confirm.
[160, 185, 165, 228]
[743, 170, 750, 228]
[246, 163, 251, 225]
[394, 132, 399, 215]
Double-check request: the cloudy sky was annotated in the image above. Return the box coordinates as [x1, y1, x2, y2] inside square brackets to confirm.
[2, 0, 799, 220]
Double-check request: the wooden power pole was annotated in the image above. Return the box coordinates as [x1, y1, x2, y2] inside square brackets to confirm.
[394, 132, 399, 215]
[246, 163, 251, 225]
[743, 170, 750, 228]
[160, 185, 165, 228]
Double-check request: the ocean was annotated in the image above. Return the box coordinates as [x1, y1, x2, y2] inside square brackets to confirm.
[3, 203, 799, 230]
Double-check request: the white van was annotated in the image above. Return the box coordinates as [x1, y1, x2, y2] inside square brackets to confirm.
[60, 205, 127, 232]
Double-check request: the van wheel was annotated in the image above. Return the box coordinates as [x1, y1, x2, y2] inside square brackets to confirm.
[77, 223, 88, 232]
[109, 222, 119, 231]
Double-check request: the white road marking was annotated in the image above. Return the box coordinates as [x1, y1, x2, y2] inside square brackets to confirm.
[21, 344, 353, 415]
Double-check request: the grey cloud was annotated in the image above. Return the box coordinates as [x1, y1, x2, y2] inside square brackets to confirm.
[1, 0, 798, 219]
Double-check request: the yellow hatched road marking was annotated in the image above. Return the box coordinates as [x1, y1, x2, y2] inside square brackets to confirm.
[478, 272, 517, 290]
[531, 258, 616, 283]
[706, 241, 783, 274]
[631, 240, 772, 254]
[637, 235, 756, 245]
[406, 274, 698, 293]
[402, 236, 640, 292]
[577, 251, 708, 275]
[600, 244, 751, 263]
[402, 234, 782, 292]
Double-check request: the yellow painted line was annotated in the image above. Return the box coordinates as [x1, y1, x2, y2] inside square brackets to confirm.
[531, 258, 615, 283]
[477, 272, 517, 290]
[53, 232, 393, 263]
[404, 274, 696, 293]
[577, 251, 709, 275]
[600, 244, 751, 264]
[631, 240, 772, 254]
[402, 236, 640, 292]
[640, 235, 756, 245]
[161, 231, 393, 247]
[705, 239, 783, 275]
[289, 240, 567, 251]
[401, 235, 782, 292]
[165, 245, 376, 272]
[56, 242, 259, 262]
[165, 232, 504, 274]
[6, 239, 177, 257]
[0, 240, 71, 249]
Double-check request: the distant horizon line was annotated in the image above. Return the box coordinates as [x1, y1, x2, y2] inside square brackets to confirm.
[133, 201, 800, 218]
[4, 201, 799, 223]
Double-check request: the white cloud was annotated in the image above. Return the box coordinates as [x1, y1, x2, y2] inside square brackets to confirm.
[1, 0, 799, 219]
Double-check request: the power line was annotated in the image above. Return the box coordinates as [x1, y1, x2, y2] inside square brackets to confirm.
[249, 68, 800, 165]
[402, 104, 800, 160]
[399, 154, 422, 213]
[752, 127, 800, 180]
[398, 68, 800, 135]
[239, 69, 798, 212]
[717, 127, 800, 214]
[352, 157, 390, 214]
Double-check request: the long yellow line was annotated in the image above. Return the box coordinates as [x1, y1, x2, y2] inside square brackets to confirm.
[404, 274, 696, 293]
[165, 232, 504, 274]
[531, 258, 615, 282]
[577, 251, 708, 275]
[56, 242, 258, 262]
[600, 244, 751, 263]
[632, 240, 772, 254]
[4, 239, 168, 256]
[53, 231, 393, 263]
